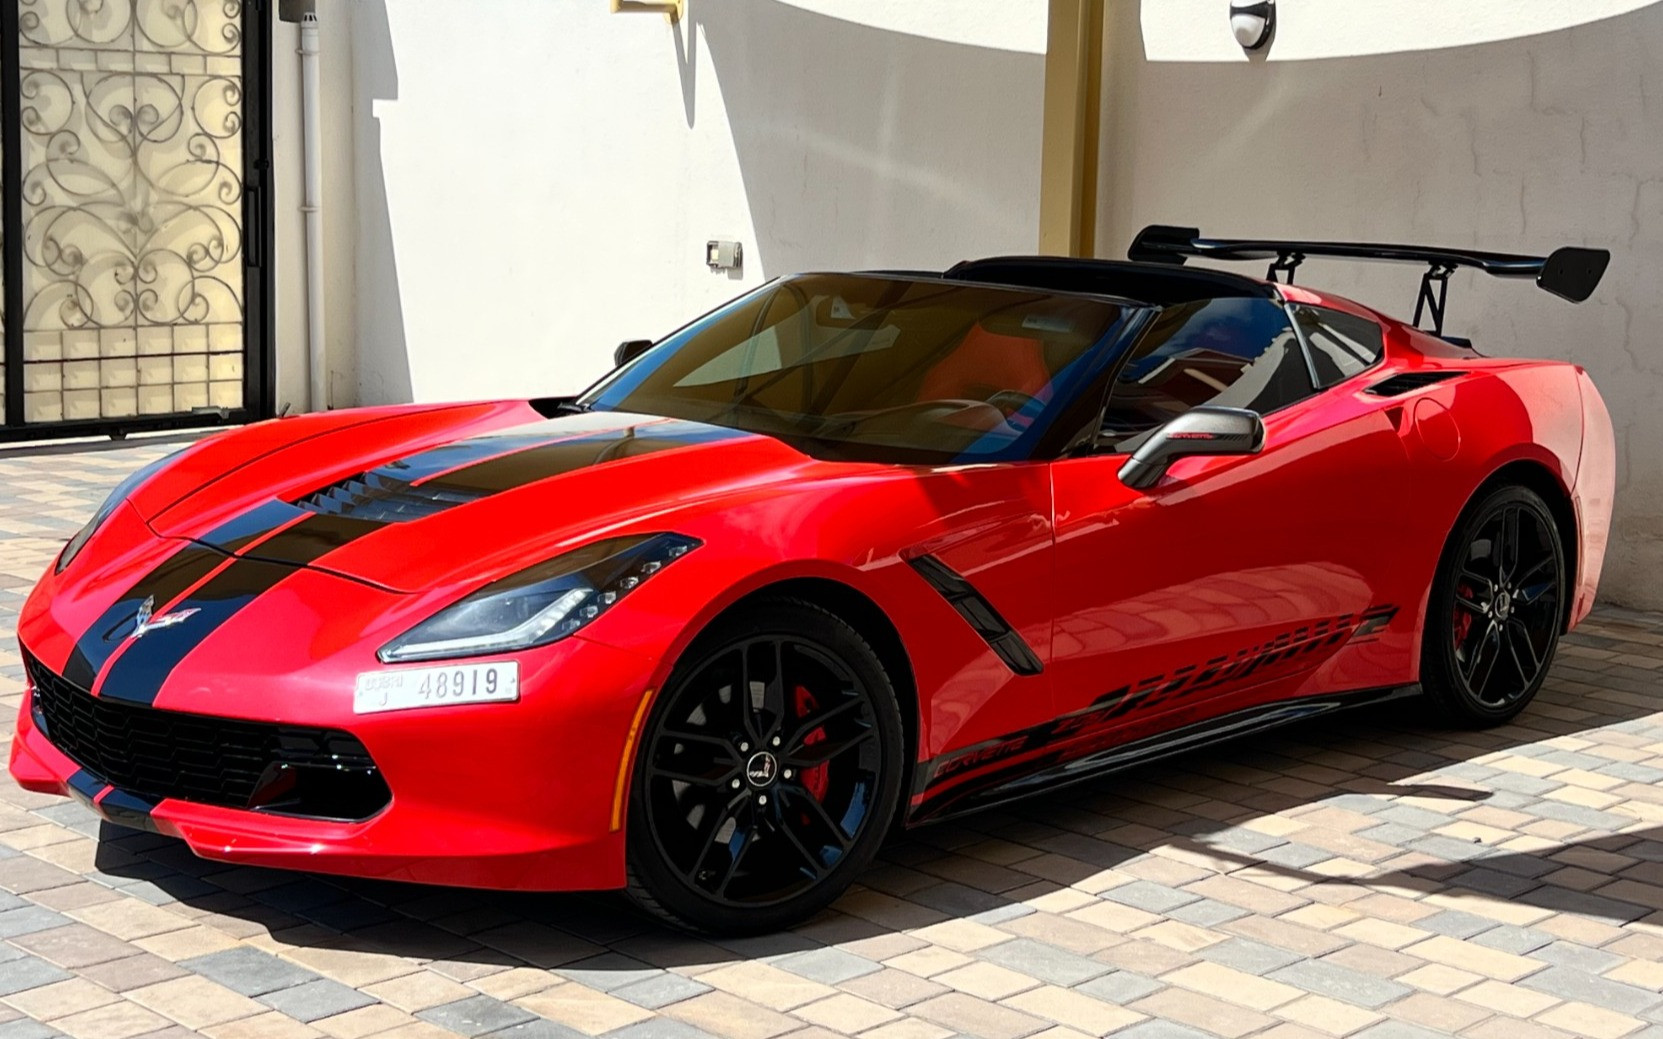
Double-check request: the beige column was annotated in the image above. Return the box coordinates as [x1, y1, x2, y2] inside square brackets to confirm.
[1038, 0, 1104, 257]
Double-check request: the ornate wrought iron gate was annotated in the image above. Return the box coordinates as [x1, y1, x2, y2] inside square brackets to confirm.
[0, 0, 271, 442]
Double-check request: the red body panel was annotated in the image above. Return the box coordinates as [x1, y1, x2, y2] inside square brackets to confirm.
[10, 281, 1616, 892]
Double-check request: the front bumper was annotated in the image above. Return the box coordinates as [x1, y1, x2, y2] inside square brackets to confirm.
[9, 632, 654, 892]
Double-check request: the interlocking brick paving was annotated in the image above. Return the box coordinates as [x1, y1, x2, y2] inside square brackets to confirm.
[2, 435, 1662, 1039]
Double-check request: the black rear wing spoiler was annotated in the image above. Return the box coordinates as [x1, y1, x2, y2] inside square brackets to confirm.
[1128, 224, 1610, 336]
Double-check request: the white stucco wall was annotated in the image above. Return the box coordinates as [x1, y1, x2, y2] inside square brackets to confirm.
[1099, 0, 1663, 610]
[289, 0, 1047, 406]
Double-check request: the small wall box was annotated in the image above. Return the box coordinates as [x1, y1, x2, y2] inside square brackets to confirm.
[707, 240, 743, 271]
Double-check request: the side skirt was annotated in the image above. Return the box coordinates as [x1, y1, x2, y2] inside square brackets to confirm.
[907, 684, 1422, 824]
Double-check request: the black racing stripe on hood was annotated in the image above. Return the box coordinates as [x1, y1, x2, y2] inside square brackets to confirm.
[97, 557, 312, 706]
[62, 501, 308, 691]
[95, 510, 388, 705]
[76, 417, 748, 706]
[292, 418, 748, 524]
[420, 422, 744, 496]
[225, 512, 387, 570]
[62, 543, 230, 690]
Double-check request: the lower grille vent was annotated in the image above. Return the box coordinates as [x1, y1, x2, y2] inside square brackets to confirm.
[26, 653, 389, 821]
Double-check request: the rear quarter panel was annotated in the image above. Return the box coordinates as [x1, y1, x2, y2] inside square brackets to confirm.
[1391, 351, 1588, 660]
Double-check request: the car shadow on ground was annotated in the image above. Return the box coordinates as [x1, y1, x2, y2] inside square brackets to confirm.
[85, 610, 1663, 974]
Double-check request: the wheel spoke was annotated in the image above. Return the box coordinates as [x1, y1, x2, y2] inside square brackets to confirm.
[688, 790, 750, 885]
[651, 762, 741, 789]
[1506, 617, 1543, 679]
[772, 811, 832, 881]
[754, 640, 787, 741]
[1515, 556, 1557, 605]
[783, 784, 853, 855]
[785, 726, 876, 769]
[1453, 596, 1486, 617]
[1470, 624, 1503, 697]
[785, 695, 864, 749]
[1496, 507, 1521, 582]
[737, 645, 766, 746]
[1460, 621, 1497, 684]
[659, 727, 740, 758]
[714, 817, 759, 898]
[1458, 565, 1496, 598]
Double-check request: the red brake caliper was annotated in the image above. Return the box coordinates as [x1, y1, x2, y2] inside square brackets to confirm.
[791, 684, 830, 800]
[1454, 581, 1475, 645]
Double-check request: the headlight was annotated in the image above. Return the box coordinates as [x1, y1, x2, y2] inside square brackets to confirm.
[56, 454, 174, 574]
[378, 533, 701, 664]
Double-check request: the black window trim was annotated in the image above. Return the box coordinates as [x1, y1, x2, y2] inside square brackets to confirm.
[1287, 303, 1389, 391]
[1073, 296, 1319, 456]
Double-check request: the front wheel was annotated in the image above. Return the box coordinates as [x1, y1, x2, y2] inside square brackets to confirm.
[1422, 484, 1565, 726]
[625, 598, 905, 934]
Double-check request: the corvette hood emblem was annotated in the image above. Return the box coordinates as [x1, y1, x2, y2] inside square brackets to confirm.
[130, 596, 200, 640]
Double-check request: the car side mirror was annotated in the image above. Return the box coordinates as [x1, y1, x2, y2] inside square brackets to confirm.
[1117, 406, 1265, 490]
[614, 339, 654, 368]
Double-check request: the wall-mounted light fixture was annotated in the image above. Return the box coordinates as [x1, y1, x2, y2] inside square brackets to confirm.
[706, 240, 742, 272]
[610, 0, 683, 23]
[1229, 0, 1275, 51]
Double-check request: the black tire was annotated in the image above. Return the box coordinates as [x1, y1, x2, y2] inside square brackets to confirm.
[1422, 484, 1566, 727]
[625, 597, 905, 934]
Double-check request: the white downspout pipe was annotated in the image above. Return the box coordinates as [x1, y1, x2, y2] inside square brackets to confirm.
[299, 11, 328, 411]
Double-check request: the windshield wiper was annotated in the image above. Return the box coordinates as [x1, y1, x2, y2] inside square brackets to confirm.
[531, 396, 592, 418]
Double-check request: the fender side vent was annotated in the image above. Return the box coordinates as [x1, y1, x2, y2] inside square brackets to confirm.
[1365, 371, 1466, 397]
[908, 555, 1043, 676]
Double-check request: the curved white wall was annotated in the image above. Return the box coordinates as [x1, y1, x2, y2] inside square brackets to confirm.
[340, 0, 1046, 405]
[1102, 0, 1663, 609]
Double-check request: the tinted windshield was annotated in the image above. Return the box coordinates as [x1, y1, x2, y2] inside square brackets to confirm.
[581, 274, 1131, 463]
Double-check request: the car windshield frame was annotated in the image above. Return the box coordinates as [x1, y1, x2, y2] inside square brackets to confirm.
[578, 273, 1147, 465]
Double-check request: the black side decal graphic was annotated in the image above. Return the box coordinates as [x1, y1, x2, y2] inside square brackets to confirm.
[912, 604, 1401, 816]
[908, 555, 1043, 675]
[913, 684, 1416, 822]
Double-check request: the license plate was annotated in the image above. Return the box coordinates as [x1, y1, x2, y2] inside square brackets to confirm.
[354, 661, 520, 715]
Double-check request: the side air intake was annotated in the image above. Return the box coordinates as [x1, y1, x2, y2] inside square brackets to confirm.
[908, 555, 1043, 676]
[1365, 371, 1466, 397]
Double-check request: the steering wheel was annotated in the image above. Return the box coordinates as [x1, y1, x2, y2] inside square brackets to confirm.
[830, 399, 1008, 438]
[985, 390, 1040, 417]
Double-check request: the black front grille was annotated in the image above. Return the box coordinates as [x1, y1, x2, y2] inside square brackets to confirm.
[1365, 370, 1466, 396]
[295, 468, 484, 524]
[26, 653, 390, 821]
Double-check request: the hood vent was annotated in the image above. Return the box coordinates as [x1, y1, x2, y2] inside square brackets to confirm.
[295, 468, 485, 524]
[1365, 371, 1466, 397]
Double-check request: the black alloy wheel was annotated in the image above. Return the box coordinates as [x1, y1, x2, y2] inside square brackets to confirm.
[626, 598, 904, 933]
[1423, 484, 1565, 726]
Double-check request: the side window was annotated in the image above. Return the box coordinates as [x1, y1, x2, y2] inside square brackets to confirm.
[1100, 297, 1314, 443]
[1293, 306, 1385, 387]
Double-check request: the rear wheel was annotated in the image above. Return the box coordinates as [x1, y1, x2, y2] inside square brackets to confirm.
[625, 598, 904, 934]
[1422, 484, 1565, 726]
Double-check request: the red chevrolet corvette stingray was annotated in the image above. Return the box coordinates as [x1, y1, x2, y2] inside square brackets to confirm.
[11, 228, 1613, 933]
